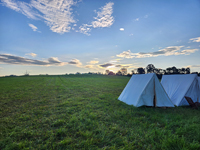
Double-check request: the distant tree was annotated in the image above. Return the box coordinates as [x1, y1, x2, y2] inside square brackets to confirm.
[185, 67, 190, 74]
[76, 72, 81, 75]
[180, 68, 186, 74]
[191, 72, 198, 74]
[108, 71, 115, 75]
[146, 64, 155, 73]
[116, 70, 122, 76]
[105, 70, 110, 75]
[137, 67, 145, 74]
[131, 70, 135, 75]
[198, 72, 200, 76]
[120, 67, 127, 75]
[127, 73, 132, 77]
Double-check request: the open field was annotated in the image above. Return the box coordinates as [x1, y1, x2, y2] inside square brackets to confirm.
[0, 75, 200, 150]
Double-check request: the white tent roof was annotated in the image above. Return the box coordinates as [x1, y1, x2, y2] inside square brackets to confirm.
[161, 74, 199, 106]
[118, 73, 174, 107]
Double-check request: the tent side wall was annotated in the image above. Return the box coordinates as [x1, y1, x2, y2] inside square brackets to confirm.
[118, 74, 153, 106]
[179, 77, 199, 106]
[161, 74, 197, 106]
[136, 76, 154, 107]
[154, 75, 174, 107]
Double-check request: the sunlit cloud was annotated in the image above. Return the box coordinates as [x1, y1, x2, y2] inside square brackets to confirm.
[185, 65, 200, 68]
[92, 2, 114, 28]
[68, 59, 82, 67]
[28, 24, 38, 32]
[189, 37, 200, 42]
[120, 28, 124, 31]
[87, 60, 99, 65]
[0, 54, 67, 66]
[116, 46, 199, 58]
[25, 53, 37, 57]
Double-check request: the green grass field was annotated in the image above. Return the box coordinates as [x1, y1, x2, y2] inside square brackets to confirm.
[0, 75, 200, 150]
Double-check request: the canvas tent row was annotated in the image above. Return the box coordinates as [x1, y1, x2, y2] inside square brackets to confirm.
[118, 73, 174, 107]
[161, 74, 200, 106]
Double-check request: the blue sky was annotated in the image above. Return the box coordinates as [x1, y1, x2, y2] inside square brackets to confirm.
[0, 0, 200, 76]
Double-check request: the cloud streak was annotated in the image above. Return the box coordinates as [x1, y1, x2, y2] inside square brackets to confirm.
[28, 24, 38, 32]
[117, 46, 199, 58]
[0, 54, 67, 66]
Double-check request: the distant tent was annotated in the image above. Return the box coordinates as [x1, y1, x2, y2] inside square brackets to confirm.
[118, 73, 174, 107]
[161, 74, 199, 106]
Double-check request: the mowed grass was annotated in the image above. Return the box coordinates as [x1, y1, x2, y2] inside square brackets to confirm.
[0, 75, 200, 150]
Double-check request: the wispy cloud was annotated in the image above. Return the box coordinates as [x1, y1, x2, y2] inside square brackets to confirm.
[92, 2, 114, 28]
[77, 2, 114, 35]
[1, 0, 20, 11]
[25, 53, 37, 57]
[117, 46, 199, 58]
[189, 37, 200, 42]
[28, 24, 38, 32]
[119, 28, 124, 31]
[2, 1, 115, 35]
[99, 62, 131, 69]
[186, 65, 200, 68]
[1, 0, 76, 33]
[0, 54, 67, 66]
[78, 24, 92, 36]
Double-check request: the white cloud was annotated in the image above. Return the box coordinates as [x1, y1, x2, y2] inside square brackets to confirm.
[189, 37, 200, 42]
[135, 18, 139, 21]
[25, 53, 37, 57]
[28, 24, 38, 32]
[144, 15, 148, 18]
[116, 50, 133, 58]
[1, 0, 20, 11]
[31, 0, 76, 33]
[119, 28, 124, 31]
[92, 2, 114, 28]
[78, 24, 92, 35]
[116, 46, 199, 58]
[1, 0, 76, 33]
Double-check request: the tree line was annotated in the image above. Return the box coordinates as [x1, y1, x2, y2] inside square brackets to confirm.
[105, 64, 200, 79]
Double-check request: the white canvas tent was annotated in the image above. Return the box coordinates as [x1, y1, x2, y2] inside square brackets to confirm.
[161, 74, 199, 106]
[118, 73, 174, 107]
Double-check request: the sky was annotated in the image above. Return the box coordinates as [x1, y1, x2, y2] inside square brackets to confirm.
[0, 0, 200, 76]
